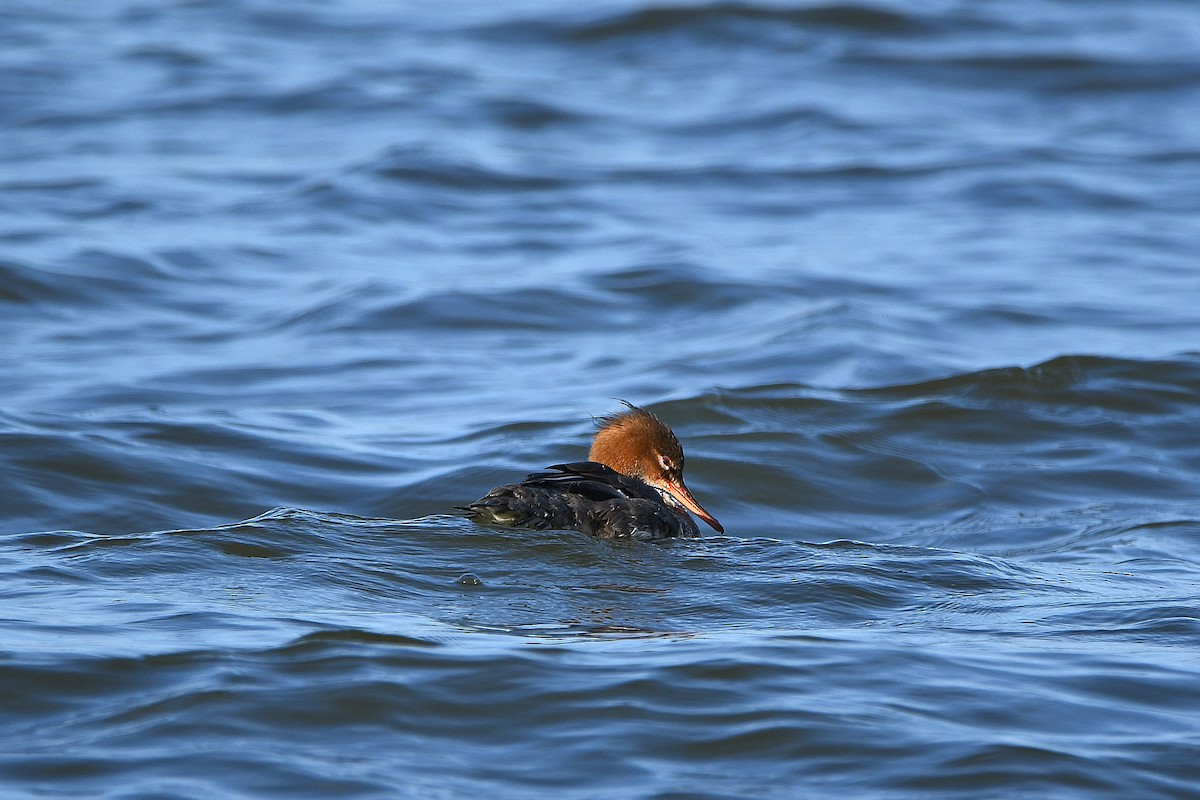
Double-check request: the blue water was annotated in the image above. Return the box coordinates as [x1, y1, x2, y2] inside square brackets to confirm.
[3, 1, 1200, 797]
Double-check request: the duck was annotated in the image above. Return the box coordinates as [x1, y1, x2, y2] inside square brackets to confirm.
[464, 402, 723, 540]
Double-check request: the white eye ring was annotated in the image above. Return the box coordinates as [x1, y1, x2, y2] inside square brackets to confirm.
[658, 454, 673, 471]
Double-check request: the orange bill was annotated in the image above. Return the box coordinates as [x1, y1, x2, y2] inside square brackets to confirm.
[665, 480, 724, 533]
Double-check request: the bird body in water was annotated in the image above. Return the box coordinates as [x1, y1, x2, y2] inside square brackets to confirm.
[465, 403, 723, 540]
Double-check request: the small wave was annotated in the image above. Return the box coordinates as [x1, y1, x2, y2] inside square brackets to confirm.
[590, 262, 775, 310]
[851, 50, 1200, 93]
[960, 176, 1147, 211]
[361, 145, 568, 192]
[484, 2, 934, 45]
[477, 96, 591, 130]
[711, 354, 1200, 551]
[122, 44, 212, 68]
[0, 258, 80, 305]
[864, 354, 1200, 415]
[0, 248, 216, 311]
[335, 285, 611, 334]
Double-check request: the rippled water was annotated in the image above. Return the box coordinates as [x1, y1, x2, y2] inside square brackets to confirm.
[4, 1, 1200, 798]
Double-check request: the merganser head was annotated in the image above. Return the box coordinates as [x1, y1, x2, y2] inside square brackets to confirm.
[588, 401, 724, 533]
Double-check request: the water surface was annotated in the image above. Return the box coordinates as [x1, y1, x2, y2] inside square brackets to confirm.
[3, 1, 1200, 797]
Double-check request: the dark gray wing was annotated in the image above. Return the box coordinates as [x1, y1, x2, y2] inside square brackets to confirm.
[463, 461, 697, 539]
[523, 462, 662, 503]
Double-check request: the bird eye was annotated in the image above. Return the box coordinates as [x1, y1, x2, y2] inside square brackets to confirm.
[659, 454, 673, 470]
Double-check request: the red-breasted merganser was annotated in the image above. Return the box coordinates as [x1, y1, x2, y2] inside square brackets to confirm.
[465, 402, 723, 540]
